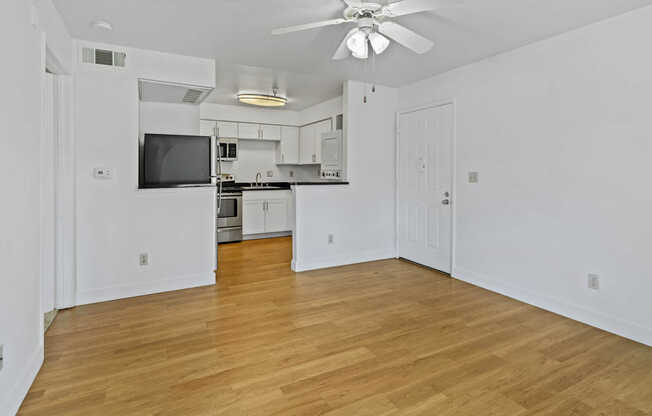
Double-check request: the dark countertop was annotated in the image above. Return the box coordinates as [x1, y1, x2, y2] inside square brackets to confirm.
[289, 180, 349, 185]
[222, 180, 348, 192]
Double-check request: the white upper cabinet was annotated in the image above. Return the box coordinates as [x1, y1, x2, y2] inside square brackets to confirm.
[299, 119, 332, 164]
[260, 124, 281, 141]
[200, 119, 216, 136]
[216, 121, 238, 138]
[299, 124, 316, 164]
[313, 119, 333, 164]
[277, 126, 299, 164]
[238, 123, 260, 140]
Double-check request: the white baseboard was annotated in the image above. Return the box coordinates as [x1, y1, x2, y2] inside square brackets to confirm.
[293, 249, 396, 272]
[453, 266, 652, 347]
[243, 231, 291, 241]
[2, 344, 43, 416]
[76, 273, 215, 306]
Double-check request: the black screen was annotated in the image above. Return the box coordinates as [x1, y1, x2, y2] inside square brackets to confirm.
[143, 134, 211, 187]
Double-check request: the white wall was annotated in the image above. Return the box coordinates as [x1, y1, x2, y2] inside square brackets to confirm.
[399, 6, 652, 346]
[298, 96, 343, 126]
[74, 41, 217, 305]
[200, 99, 343, 182]
[293, 81, 397, 271]
[0, 1, 44, 414]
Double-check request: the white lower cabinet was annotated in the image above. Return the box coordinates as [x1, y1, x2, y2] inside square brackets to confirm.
[242, 190, 291, 235]
[243, 199, 266, 234]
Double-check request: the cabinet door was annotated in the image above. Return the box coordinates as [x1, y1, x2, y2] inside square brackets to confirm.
[243, 199, 266, 234]
[261, 124, 281, 141]
[200, 120, 217, 136]
[216, 121, 238, 138]
[265, 199, 289, 233]
[278, 126, 299, 164]
[313, 119, 333, 164]
[238, 123, 260, 140]
[299, 124, 316, 164]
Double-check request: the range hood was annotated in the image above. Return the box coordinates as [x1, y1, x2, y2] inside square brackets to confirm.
[138, 79, 213, 105]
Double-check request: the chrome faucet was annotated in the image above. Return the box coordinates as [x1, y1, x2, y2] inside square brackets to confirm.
[255, 172, 262, 187]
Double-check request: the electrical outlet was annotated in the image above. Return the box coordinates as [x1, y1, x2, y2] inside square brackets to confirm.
[468, 171, 479, 183]
[139, 253, 149, 266]
[328, 234, 334, 244]
[0, 344, 3, 371]
[266, 170, 273, 177]
[289, 171, 294, 178]
[588, 273, 600, 290]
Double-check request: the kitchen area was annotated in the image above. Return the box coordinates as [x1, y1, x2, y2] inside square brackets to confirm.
[199, 101, 348, 255]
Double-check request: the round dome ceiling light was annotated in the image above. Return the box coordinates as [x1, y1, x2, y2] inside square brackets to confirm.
[237, 89, 288, 107]
[91, 20, 113, 31]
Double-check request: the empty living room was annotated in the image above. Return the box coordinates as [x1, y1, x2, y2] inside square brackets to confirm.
[2, 0, 652, 415]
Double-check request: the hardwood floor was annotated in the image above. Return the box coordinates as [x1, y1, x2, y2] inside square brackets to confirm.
[20, 237, 652, 415]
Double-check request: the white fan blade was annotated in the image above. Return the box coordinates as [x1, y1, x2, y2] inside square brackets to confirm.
[378, 21, 434, 54]
[342, 0, 367, 8]
[333, 28, 358, 60]
[383, 0, 456, 17]
[272, 18, 348, 35]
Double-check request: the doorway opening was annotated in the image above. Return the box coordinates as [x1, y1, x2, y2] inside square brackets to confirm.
[41, 48, 76, 333]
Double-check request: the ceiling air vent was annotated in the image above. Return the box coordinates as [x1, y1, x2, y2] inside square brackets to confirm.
[81, 47, 126, 68]
[182, 89, 204, 104]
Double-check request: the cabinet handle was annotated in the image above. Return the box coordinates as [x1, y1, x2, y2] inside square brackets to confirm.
[281, 153, 284, 162]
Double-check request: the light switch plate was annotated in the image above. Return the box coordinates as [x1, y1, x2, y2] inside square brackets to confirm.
[468, 172, 479, 183]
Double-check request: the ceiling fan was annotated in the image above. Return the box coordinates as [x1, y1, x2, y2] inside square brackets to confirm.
[272, 0, 454, 60]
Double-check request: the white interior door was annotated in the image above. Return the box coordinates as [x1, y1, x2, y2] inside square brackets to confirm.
[398, 104, 453, 273]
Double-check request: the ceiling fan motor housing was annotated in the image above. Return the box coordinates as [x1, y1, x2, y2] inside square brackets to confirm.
[357, 17, 375, 32]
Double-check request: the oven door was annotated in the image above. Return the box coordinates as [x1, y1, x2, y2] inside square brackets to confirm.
[218, 194, 242, 228]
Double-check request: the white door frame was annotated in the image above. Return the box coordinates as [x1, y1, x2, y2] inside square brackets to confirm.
[395, 100, 457, 273]
[44, 46, 76, 310]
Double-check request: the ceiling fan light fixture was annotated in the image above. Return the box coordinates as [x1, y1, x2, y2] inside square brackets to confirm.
[347, 29, 368, 59]
[237, 93, 288, 107]
[368, 31, 389, 55]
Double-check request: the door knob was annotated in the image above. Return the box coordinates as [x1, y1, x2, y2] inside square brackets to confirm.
[442, 199, 450, 205]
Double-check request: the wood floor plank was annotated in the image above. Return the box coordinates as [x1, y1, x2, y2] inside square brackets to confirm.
[19, 237, 652, 415]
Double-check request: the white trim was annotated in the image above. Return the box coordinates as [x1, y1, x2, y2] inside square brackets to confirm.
[293, 249, 396, 272]
[395, 99, 457, 273]
[76, 273, 215, 306]
[2, 345, 44, 416]
[453, 266, 652, 347]
[243, 231, 292, 241]
[53, 75, 77, 309]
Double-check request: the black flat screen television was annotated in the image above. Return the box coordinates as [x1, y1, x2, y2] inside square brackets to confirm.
[142, 134, 212, 188]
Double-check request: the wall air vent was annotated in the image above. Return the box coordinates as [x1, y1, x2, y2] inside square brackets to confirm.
[81, 47, 126, 68]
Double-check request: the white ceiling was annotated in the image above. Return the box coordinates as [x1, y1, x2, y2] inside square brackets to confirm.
[54, 0, 652, 109]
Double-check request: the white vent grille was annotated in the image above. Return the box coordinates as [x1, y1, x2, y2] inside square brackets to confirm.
[113, 52, 126, 67]
[82, 47, 95, 64]
[81, 47, 126, 68]
[182, 89, 204, 104]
